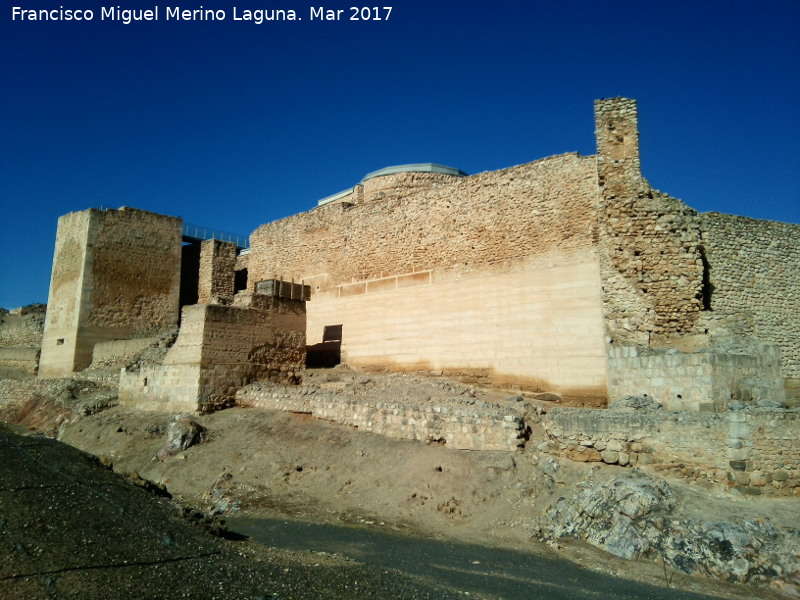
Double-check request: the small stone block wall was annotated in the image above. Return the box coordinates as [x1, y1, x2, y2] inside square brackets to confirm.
[255, 279, 311, 302]
[607, 342, 785, 411]
[238, 388, 525, 452]
[543, 406, 800, 496]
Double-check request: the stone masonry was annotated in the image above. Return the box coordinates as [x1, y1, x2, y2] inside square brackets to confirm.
[542, 405, 800, 497]
[198, 239, 238, 305]
[0, 305, 46, 373]
[701, 213, 800, 403]
[36, 98, 798, 418]
[119, 293, 306, 412]
[39, 208, 182, 377]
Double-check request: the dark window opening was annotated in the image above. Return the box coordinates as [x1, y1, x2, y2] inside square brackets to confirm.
[234, 268, 248, 293]
[178, 241, 202, 315]
[56, 338, 64, 346]
[698, 246, 714, 311]
[307, 324, 342, 368]
[322, 324, 342, 342]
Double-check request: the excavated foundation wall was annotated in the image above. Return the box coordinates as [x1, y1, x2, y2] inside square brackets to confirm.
[237, 386, 526, 451]
[543, 406, 800, 496]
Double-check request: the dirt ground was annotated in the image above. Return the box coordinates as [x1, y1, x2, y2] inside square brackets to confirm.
[2, 367, 797, 599]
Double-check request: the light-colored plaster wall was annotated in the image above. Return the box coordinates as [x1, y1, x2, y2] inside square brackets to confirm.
[307, 256, 607, 397]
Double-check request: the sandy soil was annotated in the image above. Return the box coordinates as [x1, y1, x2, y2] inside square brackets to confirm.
[2, 367, 796, 599]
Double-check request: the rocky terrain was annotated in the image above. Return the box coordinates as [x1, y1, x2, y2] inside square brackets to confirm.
[1, 366, 798, 599]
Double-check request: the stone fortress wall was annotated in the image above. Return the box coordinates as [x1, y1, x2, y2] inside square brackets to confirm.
[700, 213, 800, 398]
[38, 207, 182, 378]
[593, 99, 797, 409]
[26, 98, 800, 496]
[249, 153, 608, 401]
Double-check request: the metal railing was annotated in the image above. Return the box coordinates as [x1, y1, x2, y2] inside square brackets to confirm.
[182, 223, 250, 249]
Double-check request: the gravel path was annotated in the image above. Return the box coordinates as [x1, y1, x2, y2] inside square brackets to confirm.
[0, 424, 475, 600]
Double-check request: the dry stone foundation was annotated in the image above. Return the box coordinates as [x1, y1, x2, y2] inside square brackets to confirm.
[238, 383, 526, 452]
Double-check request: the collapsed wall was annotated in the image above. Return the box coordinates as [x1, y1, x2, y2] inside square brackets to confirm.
[250, 155, 608, 402]
[39, 208, 182, 378]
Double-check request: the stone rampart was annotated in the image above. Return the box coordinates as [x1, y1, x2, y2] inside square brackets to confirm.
[543, 406, 800, 496]
[251, 154, 598, 289]
[701, 213, 800, 401]
[0, 307, 46, 348]
[595, 98, 706, 345]
[237, 385, 525, 452]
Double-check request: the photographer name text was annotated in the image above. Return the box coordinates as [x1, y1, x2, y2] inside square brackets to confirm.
[11, 5, 393, 24]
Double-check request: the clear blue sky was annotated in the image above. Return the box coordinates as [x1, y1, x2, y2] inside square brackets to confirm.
[1, 1, 798, 309]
